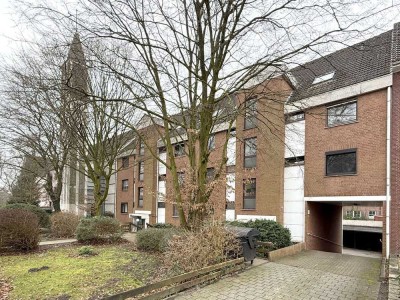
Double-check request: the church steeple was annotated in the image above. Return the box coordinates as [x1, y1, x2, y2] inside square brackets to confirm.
[62, 32, 88, 98]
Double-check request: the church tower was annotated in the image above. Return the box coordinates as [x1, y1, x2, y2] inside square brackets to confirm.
[60, 33, 89, 215]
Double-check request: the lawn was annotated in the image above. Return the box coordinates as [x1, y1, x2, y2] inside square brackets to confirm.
[0, 244, 163, 300]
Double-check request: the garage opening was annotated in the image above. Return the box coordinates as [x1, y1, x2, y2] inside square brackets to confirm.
[343, 230, 382, 252]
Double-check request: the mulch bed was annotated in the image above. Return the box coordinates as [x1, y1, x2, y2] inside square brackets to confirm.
[0, 279, 12, 300]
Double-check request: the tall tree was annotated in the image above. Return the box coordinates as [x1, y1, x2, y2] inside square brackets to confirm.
[8, 156, 41, 205]
[0, 44, 71, 211]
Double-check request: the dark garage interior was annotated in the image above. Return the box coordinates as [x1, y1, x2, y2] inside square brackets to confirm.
[343, 230, 382, 252]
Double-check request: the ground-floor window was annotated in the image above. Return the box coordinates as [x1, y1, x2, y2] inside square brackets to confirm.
[121, 202, 128, 214]
[243, 178, 256, 209]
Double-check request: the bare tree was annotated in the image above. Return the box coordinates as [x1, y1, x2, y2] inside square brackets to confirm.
[62, 53, 135, 216]
[15, 0, 398, 228]
[0, 45, 71, 211]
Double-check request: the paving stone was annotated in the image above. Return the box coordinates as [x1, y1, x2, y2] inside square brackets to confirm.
[175, 250, 381, 300]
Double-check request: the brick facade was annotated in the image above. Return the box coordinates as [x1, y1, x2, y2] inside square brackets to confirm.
[304, 89, 387, 197]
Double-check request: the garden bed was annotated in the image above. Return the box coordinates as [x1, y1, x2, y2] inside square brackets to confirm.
[0, 244, 165, 299]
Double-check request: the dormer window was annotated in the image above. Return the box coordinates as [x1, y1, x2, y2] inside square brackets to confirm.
[312, 72, 335, 85]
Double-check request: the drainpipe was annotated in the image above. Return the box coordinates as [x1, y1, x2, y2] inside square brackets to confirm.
[386, 86, 392, 259]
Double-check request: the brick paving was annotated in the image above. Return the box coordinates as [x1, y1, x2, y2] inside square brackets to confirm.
[174, 250, 382, 300]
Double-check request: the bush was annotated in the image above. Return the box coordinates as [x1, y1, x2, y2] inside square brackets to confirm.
[136, 228, 182, 252]
[76, 216, 123, 243]
[151, 223, 174, 229]
[163, 224, 241, 274]
[50, 212, 81, 238]
[4, 203, 50, 228]
[78, 246, 96, 256]
[228, 219, 291, 250]
[102, 211, 115, 218]
[0, 209, 40, 251]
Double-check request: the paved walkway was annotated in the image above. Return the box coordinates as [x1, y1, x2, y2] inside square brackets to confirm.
[175, 250, 382, 300]
[39, 239, 77, 246]
[38, 233, 136, 246]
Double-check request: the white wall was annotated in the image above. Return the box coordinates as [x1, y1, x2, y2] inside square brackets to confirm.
[285, 120, 305, 158]
[225, 173, 235, 221]
[158, 152, 167, 175]
[157, 151, 167, 223]
[284, 165, 305, 242]
[226, 135, 236, 166]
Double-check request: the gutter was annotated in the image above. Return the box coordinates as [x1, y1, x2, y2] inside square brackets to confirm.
[386, 86, 392, 259]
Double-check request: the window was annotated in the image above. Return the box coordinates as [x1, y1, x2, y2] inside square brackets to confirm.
[172, 204, 178, 217]
[285, 112, 305, 123]
[243, 179, 256, 209]
[244, 98, 257, 129]
[369, 211, 377, 219]
[177, 172, 185, 186]
[326, 149, 356, 176]
[353, 211, 361, 219]
[174, 143, 185, 157]
[244, 138, 257, 168]
[121, 202, 128, 213]
[345, 211, 353, 218]
[138, 187, 143, 208]
[208, 134, 215, 151]
[312, 72, 335, 85]
[206, 168, 215, 183]
[122, 156, 129, 168]
[139, 161, 144, 181]
[139, 140, 145, 156]
[327, 100, 357, 127]
[122, 179, 129, 191]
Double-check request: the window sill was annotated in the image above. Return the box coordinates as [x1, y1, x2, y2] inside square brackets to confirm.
[325, 173, 357, 177]
[325, 120, 358, 129]
[172, 216, 179, 218]
[241, 209, 256, 211]
[121, 212, 128, 214]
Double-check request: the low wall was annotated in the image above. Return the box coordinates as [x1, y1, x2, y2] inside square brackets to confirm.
[268, 242, 306, 262]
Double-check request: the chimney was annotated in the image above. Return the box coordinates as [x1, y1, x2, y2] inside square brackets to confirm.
[391, 22, 400, 73]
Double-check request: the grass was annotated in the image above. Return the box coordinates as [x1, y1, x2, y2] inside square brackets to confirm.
[0, 244, 162, 300]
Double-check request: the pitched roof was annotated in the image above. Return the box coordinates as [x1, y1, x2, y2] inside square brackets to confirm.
[287, 30, 393, 103]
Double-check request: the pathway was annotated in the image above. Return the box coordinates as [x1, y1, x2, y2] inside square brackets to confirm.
[174, 250, 382, 300]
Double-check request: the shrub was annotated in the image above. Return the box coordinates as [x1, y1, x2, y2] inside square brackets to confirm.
[228, 219, 291, 250]
[151, 223, 174, 229]
[163, 224, 241, 274]
[136, 228, 182, 252]
[0, 209, 40, 251]
[78, 246, 96, 256]
[4, 203, 50, 228]
[76, 216, 123, 243]
[102, 211, 115, 218]
[50, 212, 81, 238]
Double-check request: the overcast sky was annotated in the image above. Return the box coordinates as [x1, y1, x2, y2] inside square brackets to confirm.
[0, 1, 14, 56]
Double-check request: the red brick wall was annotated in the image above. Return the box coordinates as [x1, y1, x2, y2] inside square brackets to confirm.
[235, 77, 291, 223]
[304, 89, 387, 197]
[306, 202, 342, 253]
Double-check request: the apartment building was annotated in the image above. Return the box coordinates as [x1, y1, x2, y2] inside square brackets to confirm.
[112, 23, 400, 258]
[59, 23, 400, 258]
[284, 28, 395, 256]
